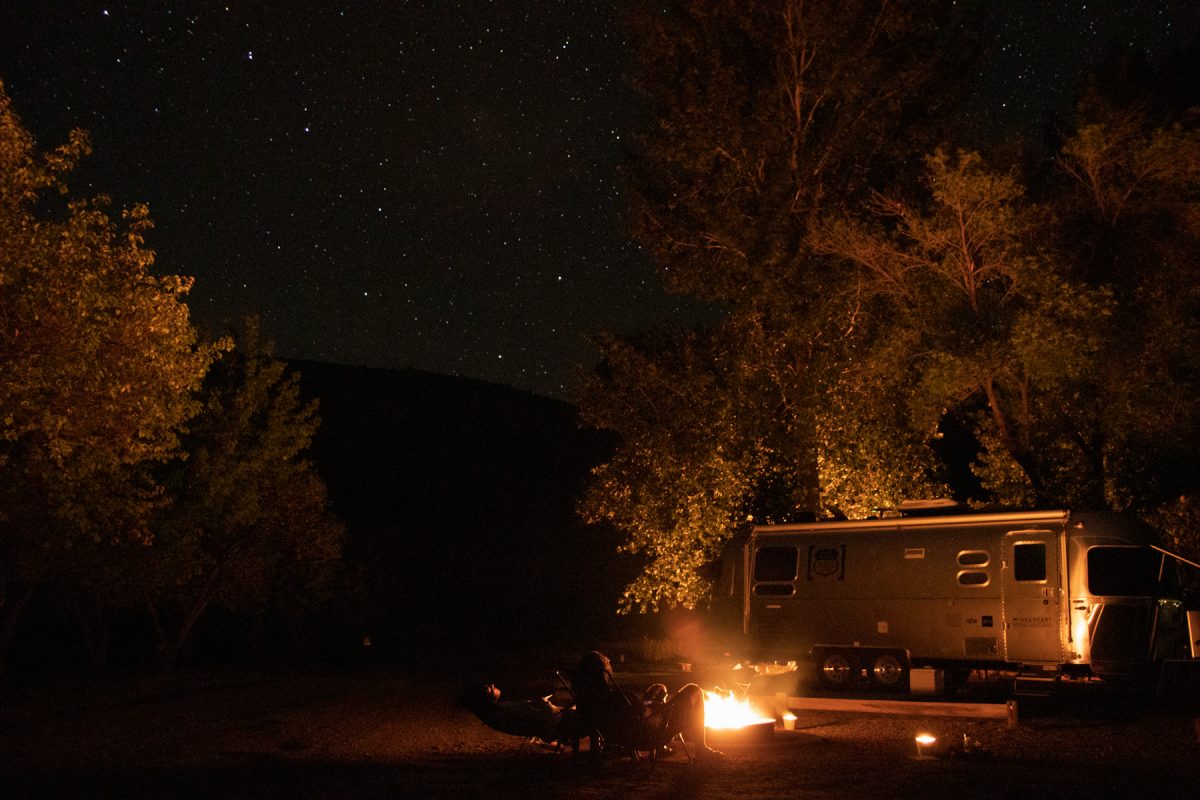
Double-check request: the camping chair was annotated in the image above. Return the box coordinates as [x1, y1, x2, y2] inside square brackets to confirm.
[459, 682, 580, 755]
[635, 691, 695, 767]
[564, 658, 695, 767]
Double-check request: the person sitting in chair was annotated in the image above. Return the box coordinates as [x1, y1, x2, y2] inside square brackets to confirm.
[459, 683, 576, 747]
[572, 650, 723, 762]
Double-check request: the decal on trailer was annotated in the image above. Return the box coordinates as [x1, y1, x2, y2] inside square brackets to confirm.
[807, 545, 846, 580]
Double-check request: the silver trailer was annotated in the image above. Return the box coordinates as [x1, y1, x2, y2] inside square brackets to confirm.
[733, 509, 1191, 690]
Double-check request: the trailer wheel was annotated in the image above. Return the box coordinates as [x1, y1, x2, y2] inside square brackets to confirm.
[817, 650, 860, 690]
[868, 652, 908, 691]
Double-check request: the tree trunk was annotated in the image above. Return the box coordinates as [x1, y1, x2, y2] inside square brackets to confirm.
[249, 606, 267, 668]
[0, 579, 38, 674]
[144, 562, 224, 671]
[144, 595, 177, 671]
[75, 599, 114, 676]
[76, 600, 113, 672]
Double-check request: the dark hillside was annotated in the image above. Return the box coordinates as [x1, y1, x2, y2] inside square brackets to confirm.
[291, 362, 633, 650]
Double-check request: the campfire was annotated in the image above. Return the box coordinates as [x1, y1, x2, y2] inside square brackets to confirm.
[703, 687, 777, 742]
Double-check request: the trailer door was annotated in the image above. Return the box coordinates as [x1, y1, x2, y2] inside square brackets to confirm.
[1001, 530, 1063, 663]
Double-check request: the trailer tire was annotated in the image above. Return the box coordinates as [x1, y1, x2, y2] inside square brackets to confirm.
[817, 650, 860, 690]
[868, 652, 908, 691]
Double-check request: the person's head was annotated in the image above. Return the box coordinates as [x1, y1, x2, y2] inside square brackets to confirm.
[459, 683, 500, 715]
[642, 683, 668, 704]
[575, 650, 614, 698]
[580, 650, 612, 679]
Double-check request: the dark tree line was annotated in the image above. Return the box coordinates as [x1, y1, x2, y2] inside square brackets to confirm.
[579, 1, 1200, 611]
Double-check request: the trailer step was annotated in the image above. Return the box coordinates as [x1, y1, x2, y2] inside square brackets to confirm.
[1012, 675, 1058, 697]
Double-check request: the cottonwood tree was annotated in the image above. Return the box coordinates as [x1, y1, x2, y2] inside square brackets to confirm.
[53, 466, 166, 668]
[580, 312, 945, 611]
[0, 82, 216, 666]
[624, 0, 971, 302]
[578, 1, 965, 610]
[814, 149, 1116, 507]
[140, 323, 342, 670]
[580, 325, 819, 611]
[816, 87, 1200, 517]
[1056, 96, 1200, 535]
[584, 3, 1200, 612]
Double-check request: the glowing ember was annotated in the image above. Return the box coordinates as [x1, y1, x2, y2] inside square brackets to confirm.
[703, 688, 775, 730]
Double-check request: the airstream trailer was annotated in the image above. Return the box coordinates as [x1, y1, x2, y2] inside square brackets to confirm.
[728, 509, 1191, 690]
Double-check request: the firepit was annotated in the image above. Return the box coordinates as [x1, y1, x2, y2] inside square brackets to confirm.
[702, 687, 777, 745]
[705, 719, 776, 745]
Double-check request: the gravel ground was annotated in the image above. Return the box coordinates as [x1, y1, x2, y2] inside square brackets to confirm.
[2, 659, 1199, 799]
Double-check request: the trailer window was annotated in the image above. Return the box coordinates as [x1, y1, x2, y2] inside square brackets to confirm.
[957, 570, 990, 586]
[754, 584, 796, 597]
[1087, 547, 1161, 597]
[958, 550, 990, 567]
[754, 546, 798, 582]
[1013, 543, 1047, 582]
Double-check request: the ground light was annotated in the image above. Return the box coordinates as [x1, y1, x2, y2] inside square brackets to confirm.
[914, 733, 937, 760]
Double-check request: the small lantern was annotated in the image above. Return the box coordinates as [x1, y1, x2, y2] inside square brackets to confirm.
[914, 733, 937, 759]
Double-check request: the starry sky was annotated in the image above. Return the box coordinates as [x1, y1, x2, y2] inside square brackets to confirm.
[1, 2, 1196, 398]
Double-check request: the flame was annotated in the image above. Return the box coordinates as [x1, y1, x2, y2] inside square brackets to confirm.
[703, 688, 775, 730]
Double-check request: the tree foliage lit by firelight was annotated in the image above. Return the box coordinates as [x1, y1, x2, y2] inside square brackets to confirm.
[0, 80, 219, 661]
[0, 81, 341, 669]
[581, 1, 1200, 611]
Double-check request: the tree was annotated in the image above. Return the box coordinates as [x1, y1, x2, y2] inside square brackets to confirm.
[624, 0, 972, 302]
[579, 1, 966, 610]
[1055, 96, 1200, 523]
[586, 5, 1200, 612]
[580, 326, 816, 611]
[814, 149, 1117, 508]
[815, 86, 1200, 516]
[140, 322, 342, 670]
[579, 313, 945, 611]
[0, 81, 216, 666]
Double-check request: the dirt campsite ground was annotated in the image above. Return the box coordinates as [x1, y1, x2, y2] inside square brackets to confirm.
[3, 649, 1200, 800]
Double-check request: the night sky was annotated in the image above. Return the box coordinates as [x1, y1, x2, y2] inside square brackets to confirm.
[2, 2, 1196, 398]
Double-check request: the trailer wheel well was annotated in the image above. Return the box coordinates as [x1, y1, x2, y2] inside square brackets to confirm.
[812, 645, 911, 691]
[812, 647, 861, 690]
[867, 650, 909, 690]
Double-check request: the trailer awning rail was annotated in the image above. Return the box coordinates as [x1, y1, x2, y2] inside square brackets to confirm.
[1150, 545, 1200, 571]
